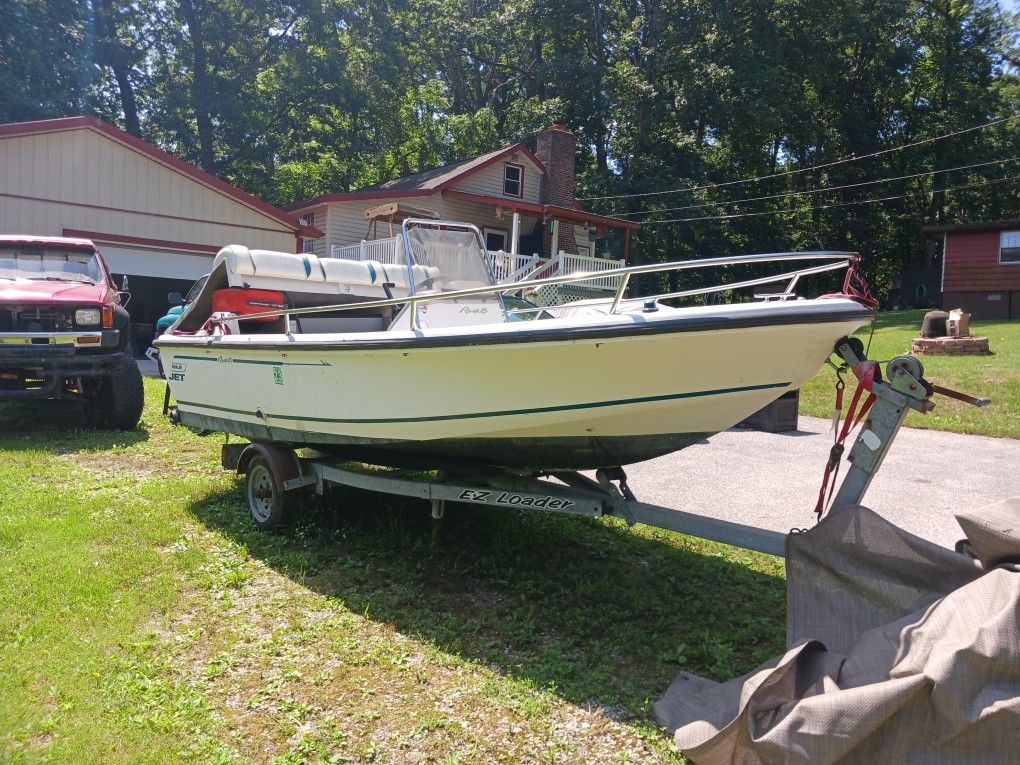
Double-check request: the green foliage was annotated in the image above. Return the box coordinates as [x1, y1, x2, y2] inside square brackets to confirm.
[0, 0, 92, 120]
[0, 1, 1017, 282]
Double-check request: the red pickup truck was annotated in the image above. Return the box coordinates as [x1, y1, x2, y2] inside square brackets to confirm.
[0, 235, 143, 428]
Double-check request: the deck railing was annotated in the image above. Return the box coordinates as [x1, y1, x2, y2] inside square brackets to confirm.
[488, 251, 548, 284]
[330, 238, 404, 265]
[550, 250, 626, 291]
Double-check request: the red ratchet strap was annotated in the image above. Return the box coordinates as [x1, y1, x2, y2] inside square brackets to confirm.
[819, 261, 880, 309]
[813, 361, 878, 518]
[841, 263, 879, 309]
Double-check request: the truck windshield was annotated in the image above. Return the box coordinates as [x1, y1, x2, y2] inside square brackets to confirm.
[0, 247, 103, 283]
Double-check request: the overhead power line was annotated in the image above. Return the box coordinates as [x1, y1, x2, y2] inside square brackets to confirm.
[640, 173, 1020, 225]
[619, 156, 1020, 217]
[578, 114, 1020, 202]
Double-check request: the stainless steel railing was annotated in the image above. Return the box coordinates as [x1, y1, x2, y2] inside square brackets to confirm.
[192, 218, 859, 332]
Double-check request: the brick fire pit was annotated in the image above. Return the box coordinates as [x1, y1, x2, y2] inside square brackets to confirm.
[912, 336, 991, 355]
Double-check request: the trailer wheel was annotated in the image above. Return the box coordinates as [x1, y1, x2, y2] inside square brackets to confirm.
[245, 454, 292, 529]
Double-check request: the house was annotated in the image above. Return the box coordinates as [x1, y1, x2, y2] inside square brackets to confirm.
[922, 220, 1020, 320]
[0, 116, 321, 342]
[287, 125, 639, 301]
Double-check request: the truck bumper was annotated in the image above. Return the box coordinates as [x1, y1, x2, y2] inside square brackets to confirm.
[0, 336, 125, 399]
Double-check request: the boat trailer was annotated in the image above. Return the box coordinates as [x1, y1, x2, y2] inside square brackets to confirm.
[220, 339, 987, 557]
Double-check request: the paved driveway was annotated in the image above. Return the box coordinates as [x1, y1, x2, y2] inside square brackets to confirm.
[622, 416, 1020, 549]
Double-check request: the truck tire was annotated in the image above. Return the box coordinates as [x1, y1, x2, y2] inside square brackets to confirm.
[84, 353, 144, 430]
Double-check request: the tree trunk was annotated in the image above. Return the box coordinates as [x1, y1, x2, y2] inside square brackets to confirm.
[634, 0, 661, 158]
[112, 64, 141, 137]
[179, 0, 216, 172]
[95, 0, 141, 137]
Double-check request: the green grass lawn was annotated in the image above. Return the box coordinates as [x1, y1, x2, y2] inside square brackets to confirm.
[0, 381, 787, 764]
[799, 310, 1020, 438]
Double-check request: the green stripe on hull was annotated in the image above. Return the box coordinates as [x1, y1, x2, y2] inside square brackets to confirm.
[174, 354, 330, 367]
[176, 381, 790, 425]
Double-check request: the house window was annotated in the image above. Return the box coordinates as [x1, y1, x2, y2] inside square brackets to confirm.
[300, 211, 315, 227]
[484, 228, 509, 253]
[999, 231, 1020, 264]
[503, 164, 523, 198]
[302, 238, 315, 254]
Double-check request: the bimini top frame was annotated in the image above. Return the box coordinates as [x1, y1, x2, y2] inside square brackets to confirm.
[202, 217, 860, 332]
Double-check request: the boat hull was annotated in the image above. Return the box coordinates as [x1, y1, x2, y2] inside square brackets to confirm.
[157, 300, 872, 469]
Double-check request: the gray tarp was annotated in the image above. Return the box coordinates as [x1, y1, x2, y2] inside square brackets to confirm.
[654, 499, 1020, 764]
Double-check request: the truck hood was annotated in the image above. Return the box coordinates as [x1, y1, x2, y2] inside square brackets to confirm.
[0, 278, 113, 304]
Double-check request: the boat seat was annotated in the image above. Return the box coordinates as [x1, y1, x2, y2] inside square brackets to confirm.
[377, 262, 440, 289]
[219, 245, 327, 283]
[320, 257, 387, 287]
[216, 245, 440, 295]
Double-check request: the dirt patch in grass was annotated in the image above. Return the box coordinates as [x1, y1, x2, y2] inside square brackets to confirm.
[59, 449, 161, 480]
[133, 545, 679, 764]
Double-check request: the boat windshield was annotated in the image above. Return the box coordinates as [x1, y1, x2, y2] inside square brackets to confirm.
[397, 223, 506, 328]
[404, 224, 496, 292]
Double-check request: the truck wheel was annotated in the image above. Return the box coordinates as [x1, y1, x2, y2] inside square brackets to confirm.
[84, 353, 144, 430]
[245, 454, 293, 530]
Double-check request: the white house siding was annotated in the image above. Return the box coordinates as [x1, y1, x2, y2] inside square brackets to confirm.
[323, 196, 407, 251]
[434, 195, 539, 240]
[297, 204, 329, 257]
[449, 157, 542, 204]
[0, 129, 297, 257]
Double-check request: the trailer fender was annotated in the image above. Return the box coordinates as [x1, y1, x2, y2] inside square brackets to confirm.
[234, 442, 302, 487]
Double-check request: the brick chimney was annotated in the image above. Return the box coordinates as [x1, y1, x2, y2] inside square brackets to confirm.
[535, 124, 577, 255]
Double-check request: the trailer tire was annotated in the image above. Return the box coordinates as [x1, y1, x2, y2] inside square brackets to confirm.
[245, 454, 293, 530]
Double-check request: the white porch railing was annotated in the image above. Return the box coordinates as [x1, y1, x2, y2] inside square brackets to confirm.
[488, 251, 549, 284]
[550, 250, 626, 290]
[330, 237, 404, 265]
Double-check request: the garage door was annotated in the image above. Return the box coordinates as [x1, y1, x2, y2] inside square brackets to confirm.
[98, 242, 214, 280]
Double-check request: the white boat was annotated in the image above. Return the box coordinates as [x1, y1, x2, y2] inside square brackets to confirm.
[155, 221, 874, 470]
